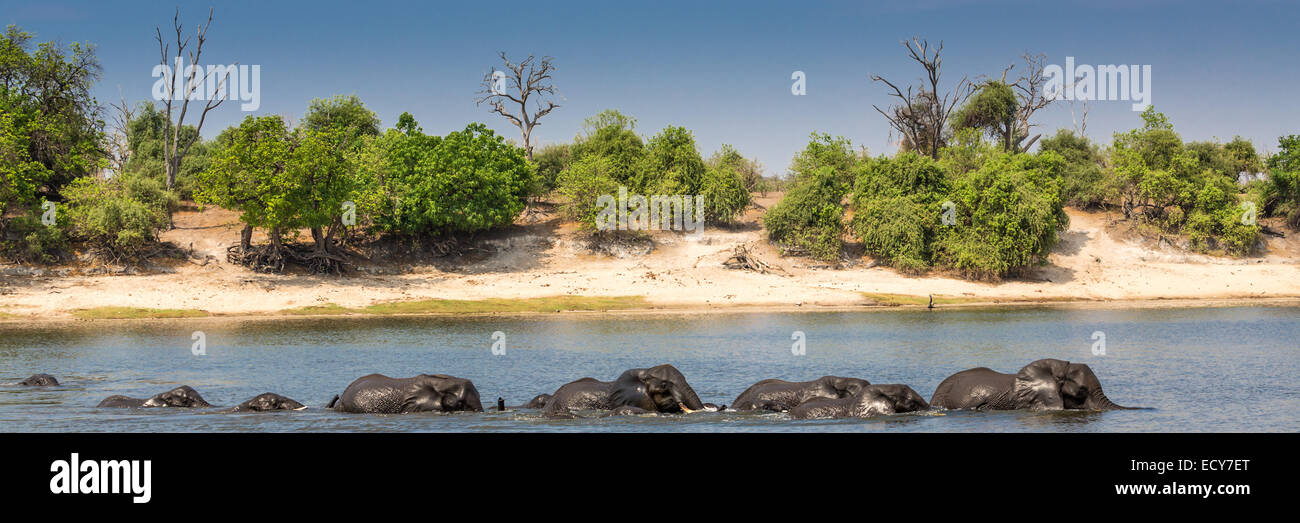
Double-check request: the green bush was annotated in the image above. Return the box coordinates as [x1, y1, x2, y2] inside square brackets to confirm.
[63, 171, 176, 259]
[788, 132, 858, 189]
[935, 152, 1066, 280]
[1262, 135, 1300, 228]
[1105, 107, 1259, 254]
[700, 162, 751, 225]
[383, 122, 534, 235]
[1038, 129, 1110, 207]
[850, 153, 949, 273]
[557, 155, 621, 231]
[634, 125, 706, 195]
[2, 214, 65, 264]
[708, 144, 764, 191]
[765, 166, 846, 261]
[848, 146, 1067, 279]
[121, 102, 210, 200]
[532, 143, 572, 193]
[570, 110, 643, 186]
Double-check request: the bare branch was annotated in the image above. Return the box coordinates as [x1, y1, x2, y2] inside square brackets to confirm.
[475, 52, 560, 159]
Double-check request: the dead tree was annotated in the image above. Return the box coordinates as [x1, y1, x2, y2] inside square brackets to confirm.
[996, 52, 1053, 152]
[475, 52, 559, 160]
[871, 38, 971, 159]
[106, 87, 134, 176]
[155, 7, 232, 190]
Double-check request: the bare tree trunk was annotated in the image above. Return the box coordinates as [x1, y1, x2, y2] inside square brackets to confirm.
[476, 52, 559, 160]
[155, 7, 234, 190]
[240, 224, 252, 252]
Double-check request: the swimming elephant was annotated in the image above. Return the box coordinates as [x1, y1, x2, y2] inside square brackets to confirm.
[230, 393, 306, 412]
[542, 364, 707, 419]
[18, 373, 59, 386]
[499, 393, 552, 411]
[930, 359, 1131, 411]
[97, 385, 212, 408]
[732, 376, 872, 412]
[520, 393, 552, 409]
[789, 384, 930, 419]
[327, 373, 483, 414]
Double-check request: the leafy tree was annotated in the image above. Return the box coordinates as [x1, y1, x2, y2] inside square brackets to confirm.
[570, 109, 644, 186]
[1106, 107, 1259, 254]
[707, 143, 764, 191]
[382, 122, 534, 235]
[302, 94, 381, 143]
[531, 142, 571, 193]
[936, 152, 1067, 280]
[0, 106, 48, 222]
[765, 166, 847, 261]
[1261, 135, 1300, 228]
[1224, 137, 1263, 174]
[700, 161, 751, 225]
[788, 132, 858, 189]
[557, 155, 620, 231]
[194, 115, 295, 252]
[0, 25, 104, 199]
[850, 153, 949, 273]
[286, 126, 359, 260]
[62, 171, 175, 260]
[634, 125, 706, 196]
[1038, 129, 1109, 207]
[951, 81, 1019, 152]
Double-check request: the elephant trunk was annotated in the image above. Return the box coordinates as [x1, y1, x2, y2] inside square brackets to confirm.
[1088, 388, 1133, 410]
[674, 385, 705, 413]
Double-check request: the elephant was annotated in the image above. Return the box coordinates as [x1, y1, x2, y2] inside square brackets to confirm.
[789, 384, 930, 419]
[327, 373, 483, 414]
[230, 393, 306, 412]
[731, 376, 872, 412]
[496, 393, 553, 411]
[519, 393, 553, 409]
[930, 359, 1132, 411]
[97, 385, 212, 408]
[17, 373, 59, 386]
[542, 364, 707, 419]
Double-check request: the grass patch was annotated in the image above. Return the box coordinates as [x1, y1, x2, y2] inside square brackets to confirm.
[281, 295, 650, 316]
[860, 292, 986, 306]
[281, 303, 355, 316]
[71, 307, 210, 319]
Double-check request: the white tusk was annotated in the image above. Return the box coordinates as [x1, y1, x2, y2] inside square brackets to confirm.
[293, 406, 308, 411]
[679, 402, 696, 414]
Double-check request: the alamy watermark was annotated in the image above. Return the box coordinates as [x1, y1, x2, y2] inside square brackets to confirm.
[1044, 57, 1151, 111]
[152, 57, 261, 111]
[595, 187, 705, 236]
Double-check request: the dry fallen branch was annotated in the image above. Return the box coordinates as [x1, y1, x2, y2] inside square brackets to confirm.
[723, 243, 788, 275]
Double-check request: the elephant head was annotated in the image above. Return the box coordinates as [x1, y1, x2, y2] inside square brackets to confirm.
[18, 374, 59, 386]
[1013, 359, 1129, 411]
[612, 364, 705, 413]
[406, 374, 484, 412]
[142, 386, 212, 408]
[865, 384, 930, 414]
[819, 376, 871, 398]
[232, 393, 306, 412]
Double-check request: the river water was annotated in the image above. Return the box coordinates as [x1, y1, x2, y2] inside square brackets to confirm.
[1, 306, 1296, 432]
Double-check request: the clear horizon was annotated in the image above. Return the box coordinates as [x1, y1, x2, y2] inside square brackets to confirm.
[4, 0, 1297, 176]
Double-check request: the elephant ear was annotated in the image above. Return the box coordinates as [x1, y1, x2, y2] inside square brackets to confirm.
[1013, 360, 1065, 410]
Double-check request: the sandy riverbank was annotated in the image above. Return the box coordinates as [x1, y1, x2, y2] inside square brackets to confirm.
[2, 194, 1299, 323]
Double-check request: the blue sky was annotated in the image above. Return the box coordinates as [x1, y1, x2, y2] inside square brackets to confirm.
[4, 0, 1298, 176]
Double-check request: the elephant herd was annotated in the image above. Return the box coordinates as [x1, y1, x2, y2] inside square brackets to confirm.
[8, 358, 1133, 420]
